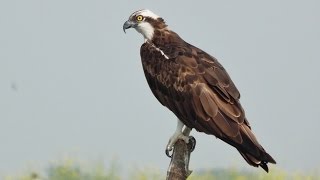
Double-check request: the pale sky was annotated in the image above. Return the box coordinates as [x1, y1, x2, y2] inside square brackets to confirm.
[1, 0, 319, 176]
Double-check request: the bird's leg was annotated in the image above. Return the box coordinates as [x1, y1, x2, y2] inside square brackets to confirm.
[183, 126, 192, 136]
[183, 126, 196, 152]
[166, 119, 191, 157]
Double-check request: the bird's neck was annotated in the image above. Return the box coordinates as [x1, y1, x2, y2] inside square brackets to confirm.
[149, 29, 183, 48]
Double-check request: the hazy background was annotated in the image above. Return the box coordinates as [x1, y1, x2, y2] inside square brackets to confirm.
[1, 0, 319, 176]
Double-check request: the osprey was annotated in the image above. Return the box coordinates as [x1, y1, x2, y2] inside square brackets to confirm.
[123, 9, 276, 172]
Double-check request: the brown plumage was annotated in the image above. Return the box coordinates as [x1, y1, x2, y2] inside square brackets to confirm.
[124, 9, 276, 172]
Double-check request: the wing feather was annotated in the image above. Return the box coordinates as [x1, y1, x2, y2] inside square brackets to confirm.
[199, 87, 218, 118]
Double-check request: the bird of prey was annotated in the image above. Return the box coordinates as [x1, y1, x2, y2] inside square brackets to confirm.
[123, 9, 276, 172]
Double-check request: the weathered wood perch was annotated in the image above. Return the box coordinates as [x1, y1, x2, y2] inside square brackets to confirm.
[166, 136, 196, 180]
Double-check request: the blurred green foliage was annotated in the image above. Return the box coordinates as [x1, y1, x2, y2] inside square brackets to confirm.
[3, 159, 320, 180]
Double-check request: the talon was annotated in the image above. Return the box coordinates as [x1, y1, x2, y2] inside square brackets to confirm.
[166, 141, 174, 158]
[189, 136, 196, 152]
[165, 148, 172, 158]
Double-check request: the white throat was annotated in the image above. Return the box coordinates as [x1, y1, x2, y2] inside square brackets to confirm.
[135, 22, 154, 41]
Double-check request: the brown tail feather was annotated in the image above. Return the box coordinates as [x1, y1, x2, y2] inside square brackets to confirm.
[238, 151, 275, 172]
[219, 123, 276, 172]
[235, 125, 276, 172]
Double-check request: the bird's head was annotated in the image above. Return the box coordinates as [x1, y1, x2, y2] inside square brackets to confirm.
[123, 9, 167, 41]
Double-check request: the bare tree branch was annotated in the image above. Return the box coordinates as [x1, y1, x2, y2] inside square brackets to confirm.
[166, 137, 196, 180]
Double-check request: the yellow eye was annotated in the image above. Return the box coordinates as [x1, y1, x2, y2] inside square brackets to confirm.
[136, 15, 143, 21]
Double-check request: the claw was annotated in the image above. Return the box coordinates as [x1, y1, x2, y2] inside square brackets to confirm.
[166, 148, 172, 158]
[189, 136, 196, 152]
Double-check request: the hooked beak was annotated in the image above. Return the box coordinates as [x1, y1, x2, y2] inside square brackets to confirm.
[123, 20, 137, 33]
